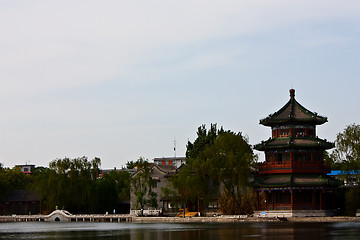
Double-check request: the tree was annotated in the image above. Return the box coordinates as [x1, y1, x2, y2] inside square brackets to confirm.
[165, 124, 257, 214]
[0, 166, 33, 204]
[330, 123, 360, 215]
[130, 158, 158, 210]
[33, 156, 102, 213]
[162, 164, 204, 212]
[331, 123, 360, 172]
[94, 170, 130, 213]
[186, 123, 223, 159]
[195, 132, 257, 214]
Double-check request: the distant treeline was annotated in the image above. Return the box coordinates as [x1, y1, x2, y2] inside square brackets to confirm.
[0, 157, 130, 214]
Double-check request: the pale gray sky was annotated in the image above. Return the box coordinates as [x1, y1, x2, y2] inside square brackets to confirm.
[1, 1, 360, 168]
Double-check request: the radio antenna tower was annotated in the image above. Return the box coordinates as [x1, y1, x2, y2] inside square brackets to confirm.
[173, 137, 177, 158]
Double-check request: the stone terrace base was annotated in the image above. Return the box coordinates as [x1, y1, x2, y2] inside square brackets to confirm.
[254, 210, 336, 218]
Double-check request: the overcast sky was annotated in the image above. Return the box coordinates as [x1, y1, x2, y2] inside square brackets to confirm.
[1, 0, 359, 169]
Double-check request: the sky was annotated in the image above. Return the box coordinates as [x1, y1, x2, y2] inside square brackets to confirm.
[1, 0, 360, 169]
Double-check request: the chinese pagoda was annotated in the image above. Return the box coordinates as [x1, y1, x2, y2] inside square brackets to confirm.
[253, 89, 338, 214]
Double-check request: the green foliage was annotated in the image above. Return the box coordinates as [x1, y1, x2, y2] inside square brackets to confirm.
[186, 123, 223, 159]
[1, 157, 130, 214]
[94, 170, 130, 213]
[33, 156, 101, 213]
[331, 123, 360, 172]
[131, 157, 158, 210]
[330, 124, 360, 215]
[31, 156, 130, 214]
[345, 187, 360, 216]
[126, 161, 136, 169]
[218, 188, 256, 215]
[162, 164, 204, 211]
[166, 124, 257, 214]
[0, 167, 33, 201]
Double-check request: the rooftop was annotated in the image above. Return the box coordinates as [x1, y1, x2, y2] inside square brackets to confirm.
[260, 89, 328, 127]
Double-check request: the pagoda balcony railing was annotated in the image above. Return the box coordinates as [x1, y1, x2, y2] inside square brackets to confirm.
[259, 161, 330, 174]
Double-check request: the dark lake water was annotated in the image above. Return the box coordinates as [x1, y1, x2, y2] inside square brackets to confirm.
[0, 221, 360, 240]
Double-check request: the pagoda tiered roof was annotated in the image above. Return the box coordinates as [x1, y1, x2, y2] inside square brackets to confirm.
[255, 136, 334, 151]
[252, 173, 338, 188]
[260, 89, 327, 126]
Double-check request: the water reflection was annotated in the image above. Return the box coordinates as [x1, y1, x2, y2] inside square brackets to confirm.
[0, 222, 360, 240]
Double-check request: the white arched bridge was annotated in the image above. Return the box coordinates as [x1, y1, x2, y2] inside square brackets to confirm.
[0, 210, 132, 222]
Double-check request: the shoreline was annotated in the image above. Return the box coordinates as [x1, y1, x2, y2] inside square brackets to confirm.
[1, 214, 360, 223]
[132, 216, 360, 223]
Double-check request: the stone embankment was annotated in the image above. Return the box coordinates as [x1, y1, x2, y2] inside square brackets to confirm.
[1, 211, 360, 223]
[132, 216, 360, 223]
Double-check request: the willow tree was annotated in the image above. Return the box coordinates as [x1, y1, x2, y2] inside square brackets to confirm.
[331, 123, 360, 172]
[166, 124, 257, 214]
[330, 123, 360, 215]
[202, 132, 257, 214]
[33, 156, 101, 213]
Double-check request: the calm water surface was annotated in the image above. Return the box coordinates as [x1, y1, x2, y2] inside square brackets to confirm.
[0, 221, 360, 240]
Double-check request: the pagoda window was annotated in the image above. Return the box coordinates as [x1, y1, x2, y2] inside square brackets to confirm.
[294, 128, 306, 137]
[278, 129, 289, 138]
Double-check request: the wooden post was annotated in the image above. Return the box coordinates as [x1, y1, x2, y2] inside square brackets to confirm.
[256, 191, 260, 210]
[291, 189, 294, 210]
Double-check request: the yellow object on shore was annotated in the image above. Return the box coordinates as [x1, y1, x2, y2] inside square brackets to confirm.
[176, 208, 199, 217]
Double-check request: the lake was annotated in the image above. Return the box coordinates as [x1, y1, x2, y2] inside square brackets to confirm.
[0, 221, 360, 239]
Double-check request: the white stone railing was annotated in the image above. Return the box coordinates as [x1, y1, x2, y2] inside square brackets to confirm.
[130, 209, 162, 216]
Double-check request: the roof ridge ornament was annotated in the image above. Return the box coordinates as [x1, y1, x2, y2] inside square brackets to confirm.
[289, 89, 295, 117]
[290, 89, 295, 99]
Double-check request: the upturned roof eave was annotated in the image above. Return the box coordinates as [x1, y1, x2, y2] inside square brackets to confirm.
[259, 117, 328, 127]
[252, 174, 339, 188]
[259, 91, 328, 127]
[254, 139, 334, 151]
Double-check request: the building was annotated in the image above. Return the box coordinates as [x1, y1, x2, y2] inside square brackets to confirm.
[100, 167, 137, 178]
[15, 164, 35, 174]
[253, 89, 338, 215]
[328, 170, 359, 187]
[153, 157, 186, 168]
[130, 164, 177, 215]
[0, 190, 40, 215]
